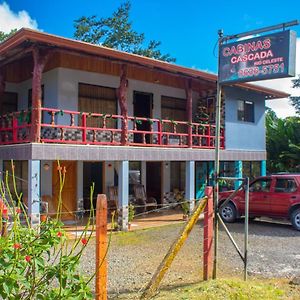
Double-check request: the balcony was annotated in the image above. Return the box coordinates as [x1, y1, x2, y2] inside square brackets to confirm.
[0, 108, 225, 149]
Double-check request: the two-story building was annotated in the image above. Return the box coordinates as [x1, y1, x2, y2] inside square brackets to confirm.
[0, 29, 288, 229]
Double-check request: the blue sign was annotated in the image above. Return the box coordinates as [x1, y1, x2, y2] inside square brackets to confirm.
[219, 30, 296, 84]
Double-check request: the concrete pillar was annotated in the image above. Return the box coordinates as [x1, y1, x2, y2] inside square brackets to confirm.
[118, 161, 129, 230]
[77, 161, 83, 211]
[234, 160, 243, 190]
[261, 160, 267, 176]
[185, 161, 195, 213]
[28, 160, 41, 227]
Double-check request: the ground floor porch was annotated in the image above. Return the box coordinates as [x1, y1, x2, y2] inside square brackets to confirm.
[0, 154, 266, 230]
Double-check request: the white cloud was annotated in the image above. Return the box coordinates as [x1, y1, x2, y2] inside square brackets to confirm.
[257, 38, 300, 118]
[0, 2, 38, 33]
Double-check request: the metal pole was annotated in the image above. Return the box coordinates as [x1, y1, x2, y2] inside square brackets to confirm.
[244, 177, 249, 281]
[223, 19, 299, 42]
[213, 29, 223, 279]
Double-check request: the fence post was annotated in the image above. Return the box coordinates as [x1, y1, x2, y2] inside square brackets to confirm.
[95, 194, 108, 300]
[203, 186, 213, 280]
[82, 114, 86, 144]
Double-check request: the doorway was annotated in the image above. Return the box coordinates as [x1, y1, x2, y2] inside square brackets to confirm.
[52, 161, 77, 220]
[83, 162, 103, 210]
[146, 162, 162, 204]
[133, 91, 153, 143]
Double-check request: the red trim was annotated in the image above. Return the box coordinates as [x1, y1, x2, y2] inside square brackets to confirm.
[0, 107, 225, 149]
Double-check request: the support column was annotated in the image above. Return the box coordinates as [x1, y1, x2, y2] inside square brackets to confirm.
[117, 64, 128, 145]
[118, 161, 129, 230]
[234, 160, 243, 190]
[185, 79, 193, 148]
[0, 71, 5, 122]
[31, 48, 50, 142]
[28, 160, 41, 227]
[261, 160, 267, 176]
[185, 161, 195, 212]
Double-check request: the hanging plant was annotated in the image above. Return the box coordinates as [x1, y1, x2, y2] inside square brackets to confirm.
[134, 117, 142, 125]
[17, 110, 24, 124]
[147, 118, 154, 125]
[170, 119, 177, 126]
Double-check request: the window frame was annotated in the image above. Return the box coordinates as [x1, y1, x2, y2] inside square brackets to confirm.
[237, 100, 254, 123]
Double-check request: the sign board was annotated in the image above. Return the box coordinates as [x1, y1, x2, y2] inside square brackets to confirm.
[219, 30, 296, 84]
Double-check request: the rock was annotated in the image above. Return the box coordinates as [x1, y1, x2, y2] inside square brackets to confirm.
[290, 277, 300, 285]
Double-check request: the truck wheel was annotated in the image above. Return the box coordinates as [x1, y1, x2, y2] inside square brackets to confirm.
[291, 208, 300, 231]
[219, 202, 237, 223]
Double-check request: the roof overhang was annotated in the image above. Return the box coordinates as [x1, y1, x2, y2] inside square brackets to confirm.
[0, 28, 290, 99]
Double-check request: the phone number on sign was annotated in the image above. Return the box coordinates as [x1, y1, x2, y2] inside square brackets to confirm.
[238, 63, 285, 78]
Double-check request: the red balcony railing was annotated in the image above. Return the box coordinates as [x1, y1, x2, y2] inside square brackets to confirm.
[0, 111, 32, 144]
[0, 108, 225, 149]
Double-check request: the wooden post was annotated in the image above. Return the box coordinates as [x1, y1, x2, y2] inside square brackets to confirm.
[31, 47, 50, 143]
[203, 186, 213, 280]
[185, 79, 193, 148]
[0, 71, 5, 114]
[141, 197, 208, 300]
[82, 114, 87, 143]
[117, 64, 128, 145]
[95, 194, 108, 300]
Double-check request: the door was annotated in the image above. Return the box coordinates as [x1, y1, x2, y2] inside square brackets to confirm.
[133, 91, 153, 143]
[83, 162, 103, 210]
[271, 177, 298, 217]
[247, 177, 272, 215]
[146, 162, 162, 204]
[52, 161, 77, 220]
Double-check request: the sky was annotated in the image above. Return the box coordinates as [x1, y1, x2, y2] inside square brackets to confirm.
[0, 0, 299, 118]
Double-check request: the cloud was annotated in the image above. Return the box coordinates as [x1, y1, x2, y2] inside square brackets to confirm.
[257, 38, 300, 118]
[0, 2, 38, 33]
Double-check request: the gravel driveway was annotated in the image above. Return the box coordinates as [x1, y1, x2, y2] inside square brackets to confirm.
[78, 218, 300, 297]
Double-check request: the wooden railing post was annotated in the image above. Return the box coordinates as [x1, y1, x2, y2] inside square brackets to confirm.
[82, 114, 87, 143]
[157, 120, 162, 145]
[12, 116, 18, 143]
[203, 186, 214, 280]
[95, 194, 108, 300]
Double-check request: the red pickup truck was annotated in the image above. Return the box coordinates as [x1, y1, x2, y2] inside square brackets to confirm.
[219, 174, 300, 230]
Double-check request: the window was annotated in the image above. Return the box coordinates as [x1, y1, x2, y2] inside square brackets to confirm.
[275, 178, 297, 193]
[250, 178, 271, 192]
[237, 100, 254, 122]
[78, 83, 117, 128]
[161, 96, 187, 133]
[0, 92, 18, 114]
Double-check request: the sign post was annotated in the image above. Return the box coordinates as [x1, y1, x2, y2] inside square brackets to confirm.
[213, 20, 299, 280]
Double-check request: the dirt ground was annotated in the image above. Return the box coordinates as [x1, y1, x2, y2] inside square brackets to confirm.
[77, 217, 300, 299]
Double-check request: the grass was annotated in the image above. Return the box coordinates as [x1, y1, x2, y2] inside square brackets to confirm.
[151, 278, 300, 300]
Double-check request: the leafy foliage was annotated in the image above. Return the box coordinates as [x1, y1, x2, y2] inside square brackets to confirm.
[266, 108, 300, 173]
[0, 29, 17, 43]
[290, 75, 300, 114]
[73, 1, 175, 62]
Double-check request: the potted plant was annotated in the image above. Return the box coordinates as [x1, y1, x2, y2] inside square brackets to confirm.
[181, 201, 190, 221]
[128, 203, 135, 230]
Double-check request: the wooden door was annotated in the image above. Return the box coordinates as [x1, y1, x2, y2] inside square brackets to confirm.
[52, 161, 77, 220]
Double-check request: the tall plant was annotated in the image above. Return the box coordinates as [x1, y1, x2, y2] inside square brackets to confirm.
[0, 160, 94, 299]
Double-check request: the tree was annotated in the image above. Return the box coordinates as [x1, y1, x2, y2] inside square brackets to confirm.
[266, 108, 300, 173]
[0, 29, 17, 42]
[73, 1, 175, 62]
[289, 75, 300, 114]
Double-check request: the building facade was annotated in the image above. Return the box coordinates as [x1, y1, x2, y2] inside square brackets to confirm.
[0, 29, 288, 229]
